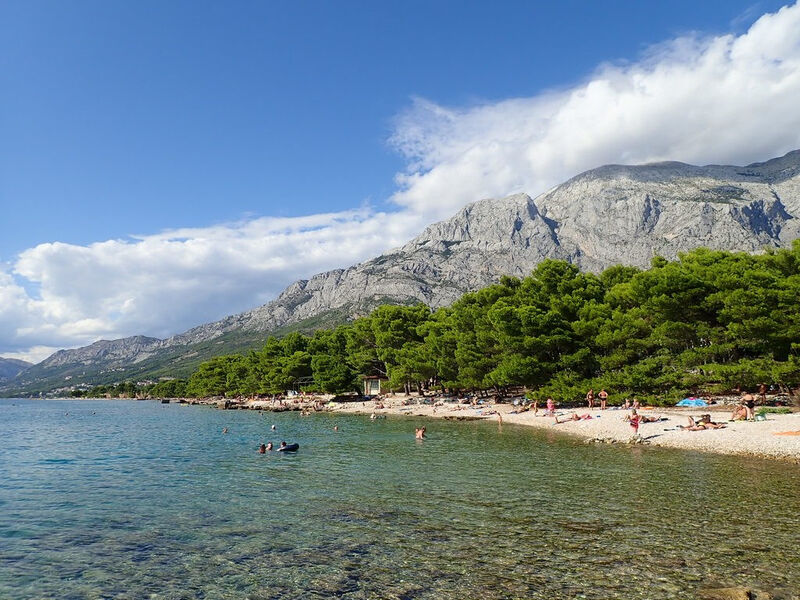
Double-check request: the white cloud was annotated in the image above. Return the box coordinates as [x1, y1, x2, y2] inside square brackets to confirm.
[389, 2, 800, 221]
[2, 2, 800, 363]
[0, 210, 425, 360]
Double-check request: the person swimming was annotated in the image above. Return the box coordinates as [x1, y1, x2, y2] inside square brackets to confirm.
[259, 444, 266, 454]
[266, 441, 273, 451]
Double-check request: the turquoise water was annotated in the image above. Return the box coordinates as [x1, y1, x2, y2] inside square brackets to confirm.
[1, 399, 799, 599]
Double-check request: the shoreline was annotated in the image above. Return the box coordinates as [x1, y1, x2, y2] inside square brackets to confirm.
[19, 394, 799, 462]
[324, 395, 800, 462]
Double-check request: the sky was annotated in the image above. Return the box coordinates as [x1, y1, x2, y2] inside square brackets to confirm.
[2, 0, 800, 363]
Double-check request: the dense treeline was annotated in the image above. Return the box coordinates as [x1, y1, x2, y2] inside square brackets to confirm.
[181, 245, 800, 405]
[72, 378, 188, 399]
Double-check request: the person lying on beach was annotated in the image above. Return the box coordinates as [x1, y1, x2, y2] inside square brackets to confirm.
[679, 416, 726, 431]
[554, 412, 592, 424]
[624, 412, 664, 424]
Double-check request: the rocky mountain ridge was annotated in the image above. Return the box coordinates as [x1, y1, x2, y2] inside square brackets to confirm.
[0, 358, 32, 382]
[6, 150, 800, 394]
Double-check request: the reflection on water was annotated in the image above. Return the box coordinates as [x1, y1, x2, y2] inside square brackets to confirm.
[1, 398, 798, 599]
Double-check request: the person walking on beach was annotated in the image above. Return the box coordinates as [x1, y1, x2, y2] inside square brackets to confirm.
[598, 389, 608, 410]
[586, 389, 595, 409]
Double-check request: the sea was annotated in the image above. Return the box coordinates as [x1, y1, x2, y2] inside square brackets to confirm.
[1, 398, 799, 599]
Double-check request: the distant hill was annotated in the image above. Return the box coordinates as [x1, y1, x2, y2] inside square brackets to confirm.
[0, 358, 32, 382]
[5, 149, 800, 396]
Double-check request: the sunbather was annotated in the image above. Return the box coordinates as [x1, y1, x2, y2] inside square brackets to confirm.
[680, 416, 725, 431]
[730, 404, 748, 421]
[554, 412, 592, 424]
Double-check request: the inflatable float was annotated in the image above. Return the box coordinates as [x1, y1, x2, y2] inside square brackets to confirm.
[277, 443, 300, 452]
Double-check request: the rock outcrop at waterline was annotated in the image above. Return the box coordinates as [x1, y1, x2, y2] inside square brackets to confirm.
[7, 150, 800, 393]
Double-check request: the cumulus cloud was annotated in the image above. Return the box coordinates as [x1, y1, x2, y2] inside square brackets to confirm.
[389, 2, 800, 221]
[2, 2, 800, 363]
[0, 210, 425, 360]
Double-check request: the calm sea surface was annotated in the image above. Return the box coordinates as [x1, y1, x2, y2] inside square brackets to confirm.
[1, 398, 799, 599]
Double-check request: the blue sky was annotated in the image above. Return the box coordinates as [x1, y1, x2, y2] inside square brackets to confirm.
[1, 0, 786, 258]
[2, 0, 799, 362]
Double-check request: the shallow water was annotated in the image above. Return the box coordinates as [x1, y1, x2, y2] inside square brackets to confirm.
[1, 398, 798, 599]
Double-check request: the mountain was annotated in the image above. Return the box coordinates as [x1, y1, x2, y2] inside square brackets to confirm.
[5, 150, 800, 395]
[0, 358, 32, 382]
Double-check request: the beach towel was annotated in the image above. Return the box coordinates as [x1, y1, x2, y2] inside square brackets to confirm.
[773, 431, 800, 436]
[676, 398, 707, 407]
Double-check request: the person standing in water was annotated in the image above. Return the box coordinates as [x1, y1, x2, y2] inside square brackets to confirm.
[415, 426, 426, 439]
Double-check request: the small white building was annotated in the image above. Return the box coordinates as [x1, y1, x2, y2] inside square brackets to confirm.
[363, 376, 385, 396]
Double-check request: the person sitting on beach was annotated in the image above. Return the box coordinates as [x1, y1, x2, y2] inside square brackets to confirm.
[265, 441, 273, 451]
[259, 444, 266, 454]
[545, 397, 556, 417]
[632, 398, 640, 410]
[415, 426, 426, 439]
[554, 412, 592, 424]
[730, 404, 748, 421]
[741, 392, 756, 420]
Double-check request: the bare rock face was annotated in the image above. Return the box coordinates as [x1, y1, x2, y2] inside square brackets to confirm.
[37, 336, 161, 369]
[11, 150, 800, 389]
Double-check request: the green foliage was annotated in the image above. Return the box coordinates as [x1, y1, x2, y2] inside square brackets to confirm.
[179, 244, 800, 401]
[756, 406, 792, 416]
[148, 379, 187, 398]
